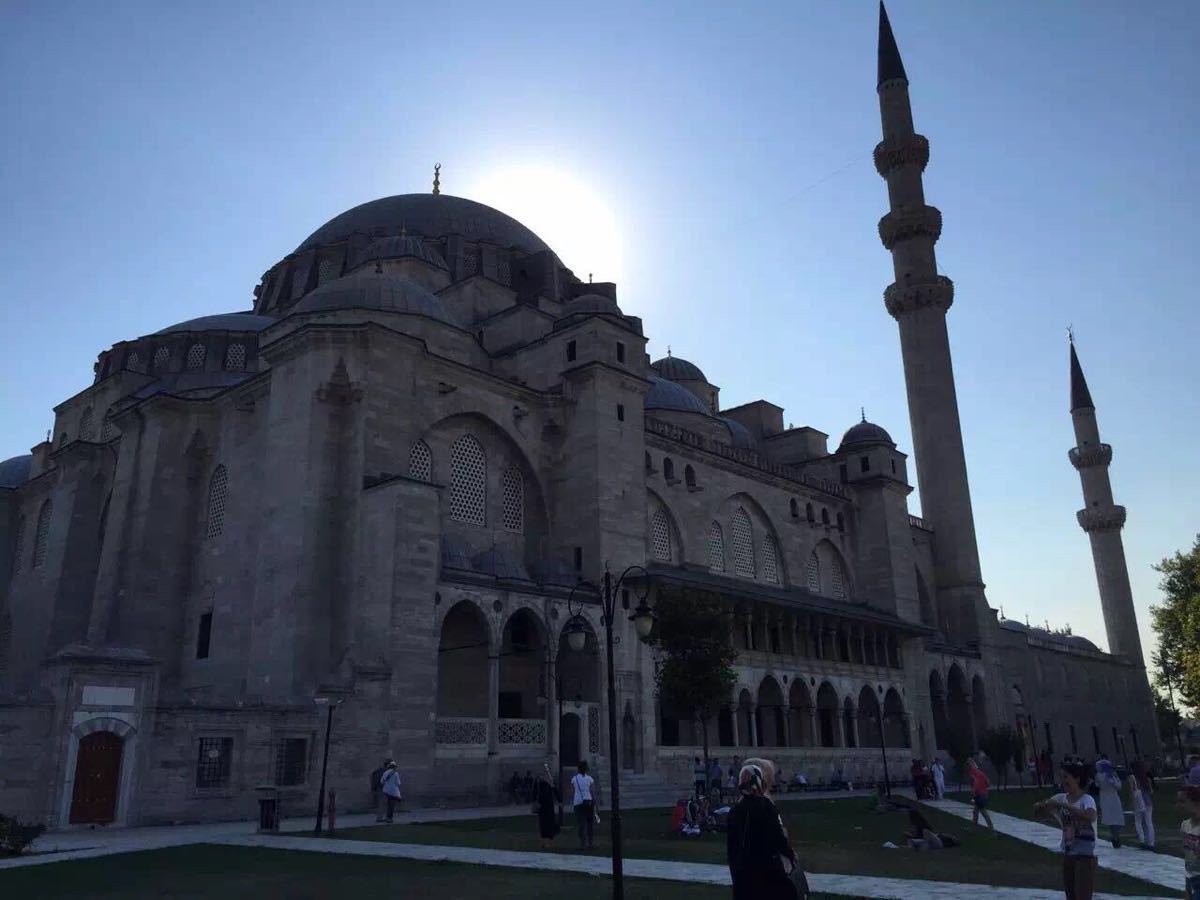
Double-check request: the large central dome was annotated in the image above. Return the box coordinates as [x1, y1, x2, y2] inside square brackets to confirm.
[295, 193, 552, 256]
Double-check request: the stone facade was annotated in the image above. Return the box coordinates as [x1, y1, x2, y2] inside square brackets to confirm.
[0, 7, 1156, 828]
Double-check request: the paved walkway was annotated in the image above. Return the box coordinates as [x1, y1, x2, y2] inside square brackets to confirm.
[928, 798, 1185, 893]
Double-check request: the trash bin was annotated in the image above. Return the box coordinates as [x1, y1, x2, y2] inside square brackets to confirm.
[255, 785, 280, 833]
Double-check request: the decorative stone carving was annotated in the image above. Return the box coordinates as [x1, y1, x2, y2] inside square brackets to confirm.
[878, 205, 942, 250]
[873, 134, 930, 176]
[1069, 444, 1112, 470]
[1076, 504, 1126, 533]
[883, 276, 955, 317]
[435, 717, 487, 744]
[316, 358, 363, 405]
[498, 718, 547, 745]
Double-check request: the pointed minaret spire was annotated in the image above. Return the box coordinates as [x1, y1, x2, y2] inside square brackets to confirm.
[878, 2, 908, 87]
[1069, 339, 1094, 411]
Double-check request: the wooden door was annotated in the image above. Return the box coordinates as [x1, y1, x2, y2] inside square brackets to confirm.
[70, 732, 123, 824]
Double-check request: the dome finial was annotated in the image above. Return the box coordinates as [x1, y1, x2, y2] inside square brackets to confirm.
[432, 163, 441, 196]
[861, 406, 866, 423]
[667, 345, 672, 357]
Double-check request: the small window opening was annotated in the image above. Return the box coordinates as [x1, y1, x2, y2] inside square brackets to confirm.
[574, 546, 583, 571]
[566, 340, 577, 362]
[196, 612, 213, 659]
[616, 342, 625, 363]
[806, 503, 814, 523]
[684, 465, 696, 488]
[837, 513, 845, 532]
[789, 499, 798, 518]
[821, 508, 830, 526]
[891, 459, 897, 475]
[860, 455, 870, 473]
[617, 403, 625, 422]
[663, 457, 675, 482]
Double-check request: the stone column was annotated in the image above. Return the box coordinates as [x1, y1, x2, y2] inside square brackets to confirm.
[749, 705, 759, 747]
[487, 650, 501, 795]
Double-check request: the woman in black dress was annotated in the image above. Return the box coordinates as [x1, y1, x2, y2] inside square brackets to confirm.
[727, 763, 801, 900]
[535, 764, 561, 848]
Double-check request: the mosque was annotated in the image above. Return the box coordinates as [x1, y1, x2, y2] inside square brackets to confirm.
[0, 5, 1156, 826]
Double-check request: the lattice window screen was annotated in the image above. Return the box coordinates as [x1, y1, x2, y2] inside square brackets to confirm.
[12, 517, 24, 574]
[761, 536, 779, 583]
[100, 409, 117, 441]
[706, 521, 725, 571]
[462, 250, 478, 276]
[498, 259, 511, 286]
[449, 435, 486, 525]
[79, 406, 94, 441]
[186, 343, 207, 370]
[806, 552, 821, 593]
[317, 257, 338, 284]
[225, 343, 246, 370]
[153, 346, 170, 371]
[501, 467, 524, 533]
[831, 556, 846, 599]
[205, 465, 229, 539]
[651, 508, 671, 561]
[731, 507, 754, 577]
[126, 351, 141, 371]
[408, 440, 432, 481]
[32, 500, 52, 568]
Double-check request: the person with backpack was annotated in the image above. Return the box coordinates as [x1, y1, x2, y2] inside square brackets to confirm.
[380, 760, 402, 823]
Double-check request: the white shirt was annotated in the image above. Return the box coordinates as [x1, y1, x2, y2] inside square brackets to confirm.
[571, 773, 594, 806]
[1051, 792, 1097, 856]
[380, 768, 402, 799]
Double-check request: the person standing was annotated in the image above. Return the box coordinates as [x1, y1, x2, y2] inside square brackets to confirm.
[380, 760, 402, 823]
[534, 764, 561, 849]
[710, 758, 723, 795]
[1095, 756, 1124, 848]
[694, 757, 707, 798]
[931, 758, 946, 801]
[1034, 761, 1098, 900]
[966, 759, 995, 831]
[571, 760, 597, 850]
[1128, 761, 1154, 850]
[370, 759, 387, 822]
[726, 763, 801, 900]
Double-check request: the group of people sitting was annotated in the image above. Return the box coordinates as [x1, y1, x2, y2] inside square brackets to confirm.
[909, 757, 947, 800]
[507, 769, 539, 805]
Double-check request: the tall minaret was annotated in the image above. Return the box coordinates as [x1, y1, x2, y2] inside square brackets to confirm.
[874, 3, 987, 639]
[1068, 339, 1143, 664]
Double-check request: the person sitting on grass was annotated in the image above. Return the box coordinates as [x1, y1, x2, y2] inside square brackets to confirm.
[1035, 760, 1098, 900]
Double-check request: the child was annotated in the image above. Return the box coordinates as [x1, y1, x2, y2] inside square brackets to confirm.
[1034, 760, 1097, 900]
[1180, 785, 1200, 900]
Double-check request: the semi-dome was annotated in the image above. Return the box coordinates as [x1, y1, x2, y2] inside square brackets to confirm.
[720, 416, 757, 450]
[296, 193, 552, 256]
[645, 376, 712, 416]
[839, 420, 895, 449]
[651, 356, 707, 383]
[0, 454, 33, 489]
[291, 269, 458, 326]
[350, 235, 449, 271]
[155, 312, 277, 335]
[562, 293, 622, 317]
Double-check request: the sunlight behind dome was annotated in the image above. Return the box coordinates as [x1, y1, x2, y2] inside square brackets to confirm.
[466, 164, 624, 285]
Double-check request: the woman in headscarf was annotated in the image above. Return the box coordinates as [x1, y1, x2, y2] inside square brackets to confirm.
[726, 762, 801, 900]
[535, 763, 561, 849]
[1094, 756, 1124, 848]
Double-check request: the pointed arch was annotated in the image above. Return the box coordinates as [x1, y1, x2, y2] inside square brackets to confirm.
[437, 600, 490, 717]
[730, 506, 754, 577]
[205, 465, 229, 539]
[650, 507, 672, 561]
[809, 540, 850, 600]
[449, 434, 486, 525]
[706, 521, 725, 572]
[756, 676, 786, 747]
[883, 688, 909, 748]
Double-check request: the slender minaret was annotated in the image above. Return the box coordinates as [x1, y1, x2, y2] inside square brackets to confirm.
[874, 3, 987, 639]
[1068, 339, 1143, 664]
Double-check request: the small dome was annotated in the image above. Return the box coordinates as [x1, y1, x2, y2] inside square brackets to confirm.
[0, 454, 33, 489]
[471, 547, 529, 581]
[291, 269, 458, 326]
[645, 376, 712, 416]
[562, 292, 622, 317]
[720, 417, 757, 450]
[441, 534, 473, 571]
[532, 557, 579, 587]
[350, 235, 448, 271]
[651, 356, 707, 383]
[155, 312, 276, 335]
[999, 619, 1029, 633]
[839, 420, 895, 449]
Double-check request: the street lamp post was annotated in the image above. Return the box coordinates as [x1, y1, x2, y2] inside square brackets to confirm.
[1026, 714, 1042, 788]
[313, 696, 341, 835]
[564, 566, 655, 900]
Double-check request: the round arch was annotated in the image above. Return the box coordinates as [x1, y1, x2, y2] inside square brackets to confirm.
[712, 491, 788, 584]
[437, 600, 491, 717]
[498, 607, 547, 720]
[857, 686, 882, 748]
[883, 688, 909, 748]
[756, 676, 786, 747]
[788, 680, 814, 747]
[816, 682, 840, 748]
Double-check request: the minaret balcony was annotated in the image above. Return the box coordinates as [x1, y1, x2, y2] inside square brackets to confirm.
[873, 134, 929, 177]
[1077, 504, 1126, 533]
[1069, 443, 1112, 470]
[883, 275, 954, 318]
[878, 204, 942, 250]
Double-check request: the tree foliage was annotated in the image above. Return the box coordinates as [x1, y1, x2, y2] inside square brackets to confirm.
[1150, 534, 1200, 712]
[980, 725, 1017, 789]
[646, 590, 738, 774]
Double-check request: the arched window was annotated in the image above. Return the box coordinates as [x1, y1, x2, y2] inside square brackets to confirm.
[153, 346, 170, 371]
[651, 508, 672, 561]
[11, 516, 25, 575]
[408, 440, 432, 482]
[501, 466, 524, 533]
[205, 465, 229, 539]
[731, 507, 754, 578]
[684, 465, 696, 489]
[225, 343, 247, 370]
[707, 521, 725, 572]
[805, 552, 820, 593]
[831, 555, 846, 599]
[78, 406, 94, 441]
[126, 350, 141, 371]
[836, 512, 845, 532]
[32, 500, 52, 568]
[761, 535, 779, 584]
[821, 508, 830, 526]
[449, 435, 486, 525]
[805, 502, 814, 523]
[186, 343, 207, 370]
[663, 457, 675, 482]
[790, 498, 798, 519]
[100, 408, 117, 441]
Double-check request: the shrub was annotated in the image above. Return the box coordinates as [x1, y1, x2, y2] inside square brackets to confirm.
[0, 814, 45, 857]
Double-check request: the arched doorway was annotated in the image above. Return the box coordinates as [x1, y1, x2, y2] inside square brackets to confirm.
[70, 731, 123, 824]
[498, 608, 546, 720]
[816, 683, 840, 748]
[757, 677, 785, 747]
[857, 686, 882, 748]
[788, 681, 813, 747]
[883, 688, 909, 748]
[437, 602, 490, 720]
[560, 713, 581, 768]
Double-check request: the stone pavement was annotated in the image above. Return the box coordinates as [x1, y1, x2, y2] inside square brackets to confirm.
[928, 798, 1185, 893]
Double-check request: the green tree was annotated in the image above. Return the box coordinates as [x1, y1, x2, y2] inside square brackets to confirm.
[980, 726, 1016, 789]
[1150, 535, 1200, 711]
[945, 731, 971, 790]
[646, 590, 738, 788]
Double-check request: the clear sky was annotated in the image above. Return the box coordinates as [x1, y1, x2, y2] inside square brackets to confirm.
[2, 1, 1196, 664]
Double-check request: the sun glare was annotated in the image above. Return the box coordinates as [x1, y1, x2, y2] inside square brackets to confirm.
[465, 164, 624, 286]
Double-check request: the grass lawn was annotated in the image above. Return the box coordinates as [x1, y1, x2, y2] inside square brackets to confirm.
[950, 782, 1191, 859]
[321, 797, 1171, 896]
[0, 844, 800, 899]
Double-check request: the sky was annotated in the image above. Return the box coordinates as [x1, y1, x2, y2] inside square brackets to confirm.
[1, 0, 1197, 665]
